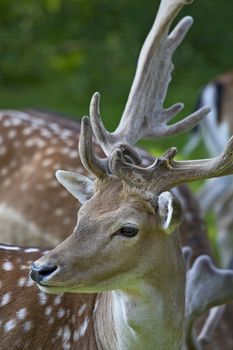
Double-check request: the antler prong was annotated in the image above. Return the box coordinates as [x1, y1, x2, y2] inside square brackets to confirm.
[150, 106, 211, 138]
[197, 306, 226, 347]
[78, 116, 108, 178]
[168, 16, 193, 51]
[89, 92, 114, 152]
[161, 103, 184, 122]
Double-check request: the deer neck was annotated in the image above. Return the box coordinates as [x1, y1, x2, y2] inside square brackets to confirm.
[94, 235, 185, 350]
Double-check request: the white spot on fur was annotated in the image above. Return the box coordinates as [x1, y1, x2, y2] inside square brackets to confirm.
[3, 261, 14, 271]
[54, 208, 64, 216]
[8, 129, 17, 139]
[23, 320, 32, 332]
[24, 248, 40, 253]
[48, 317, 55, 324]
[57, 327, 63, 338]
[57, 308, 65, 319]
[61, 147, 71, 155]
[25, 139, 35, 147]
[45, 306, 52, 316]
[0, 244, 20, 251]
[16, 308, 27, 320]
[38, 291, 48, 305]
[2, 120, 12, 127]
[1, 292, 11, 306]
[42, 158, 53, 167]
[22, 127, 34, 136]
[78, 304, 87, 316]
[73, 316, 90, 341]
[69, 150, 78, 159]
[63, 325, 71, 341]
[18, 277, 26, 287]
[54, 294, 63, 305]
[40, 129, 52, 138]
[45, 147, 56, 156]
[26, 278, 34, 287]
[4, 319, 17, 332]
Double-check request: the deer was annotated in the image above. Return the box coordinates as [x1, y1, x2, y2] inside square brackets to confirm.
[0, 21, 210, 256]
[1, 0, 233, 349]
[183, 70, 233, 268]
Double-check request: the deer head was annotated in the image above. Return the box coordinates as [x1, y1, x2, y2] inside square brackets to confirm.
[30, 0, 233, 349]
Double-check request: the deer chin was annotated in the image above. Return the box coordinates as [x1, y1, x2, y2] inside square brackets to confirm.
[37, 284, 75, 294]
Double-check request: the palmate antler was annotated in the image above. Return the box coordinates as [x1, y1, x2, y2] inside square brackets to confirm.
[89, 0, 210, 155]
[184, 249, 233, 350]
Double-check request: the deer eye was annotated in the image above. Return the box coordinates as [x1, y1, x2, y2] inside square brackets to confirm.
[120, 225, 139, 238]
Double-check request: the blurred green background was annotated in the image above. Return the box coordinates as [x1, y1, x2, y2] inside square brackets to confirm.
[0, 0, 232, 150]
[1, 0, 232, 257]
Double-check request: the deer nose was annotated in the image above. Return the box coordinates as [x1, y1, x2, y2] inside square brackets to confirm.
[30, 263, 58, 283]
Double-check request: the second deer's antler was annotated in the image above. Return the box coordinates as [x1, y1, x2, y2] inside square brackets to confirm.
[185, 252, 233, 350]
[89, 0, 210, 155]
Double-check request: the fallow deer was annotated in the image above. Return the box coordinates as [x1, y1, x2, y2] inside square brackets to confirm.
[1, 0, 233, 349]
[0, 3, 210, 255]
[183, 70, 233, 268]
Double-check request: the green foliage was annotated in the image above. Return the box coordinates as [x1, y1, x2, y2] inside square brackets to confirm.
[1, 0, 232, 114]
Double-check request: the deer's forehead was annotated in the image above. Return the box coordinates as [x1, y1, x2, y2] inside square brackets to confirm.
[78, 196, 154, 230]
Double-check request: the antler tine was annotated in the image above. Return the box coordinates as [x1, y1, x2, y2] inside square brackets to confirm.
[89, 92, 115, 155]
[78, 116, 108, 178]
[197, 306, 226, 347]
[89, 0, 210, 155]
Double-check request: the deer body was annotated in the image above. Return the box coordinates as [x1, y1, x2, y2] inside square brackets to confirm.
[0, 245, 98, 350]
[0, 110, 90, 247]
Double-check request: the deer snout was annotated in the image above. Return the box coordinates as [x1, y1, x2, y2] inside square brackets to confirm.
[30, 262, 58, 284]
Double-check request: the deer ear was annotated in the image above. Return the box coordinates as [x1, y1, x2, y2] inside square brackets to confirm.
[157, 191, 182, 234]
[55, 170, 94, 204]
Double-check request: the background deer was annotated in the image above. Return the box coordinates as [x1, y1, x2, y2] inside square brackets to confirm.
[183, 70, 233, 268]
[1, 0, 233, 349]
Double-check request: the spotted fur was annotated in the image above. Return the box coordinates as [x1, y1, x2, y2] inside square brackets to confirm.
[0, 245, 98, 349]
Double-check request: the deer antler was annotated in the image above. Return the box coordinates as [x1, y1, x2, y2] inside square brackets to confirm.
[90, 0, 210, 155]
[78, 116, 142, 179]
[78, 116, 108, 178]
[109, 136, 233, 192]
[185, 254, 233, 350]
